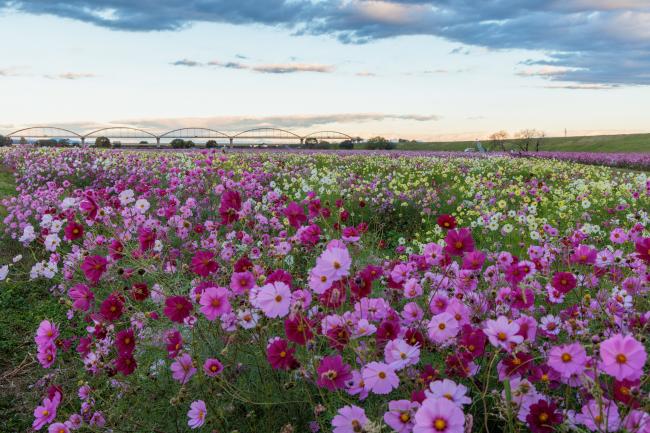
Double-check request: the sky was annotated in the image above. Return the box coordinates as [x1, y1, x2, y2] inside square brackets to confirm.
[0, 0, 649, 141]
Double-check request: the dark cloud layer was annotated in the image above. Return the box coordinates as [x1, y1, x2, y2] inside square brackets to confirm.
[2, 0, 649, 85]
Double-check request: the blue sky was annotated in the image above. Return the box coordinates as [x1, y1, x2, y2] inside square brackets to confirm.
[1, 0, 649, 141]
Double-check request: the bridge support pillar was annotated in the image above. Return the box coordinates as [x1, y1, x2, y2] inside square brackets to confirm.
[229, 137, 233, 148]
[81, 137, 86, 147]
[156, 137, 161, 147]
[300, 138, 304, 147]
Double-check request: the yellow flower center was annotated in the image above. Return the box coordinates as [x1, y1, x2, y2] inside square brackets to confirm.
[616, 353, 627, 364]
[434, 418, 447, 431]
[561, 353, 572, 363]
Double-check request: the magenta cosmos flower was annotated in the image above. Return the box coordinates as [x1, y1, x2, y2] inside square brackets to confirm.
[33, 391, 61, 430]
[203, 358, 224, 377]
[316, 355, 352, 391]
[548, 342, 588, 378]
[187, 400, 207, 429]
[332, 405, 368, 433]
[599, 334, 647, 381]
[413, 397, 465, 433]
[551, 272, 577, 294]
[199, 286, 231, 321]
[443, 228, 475, 256]
[80, 255, 107, 284]
[170, 353, 197, 384]
[68, 284, 94, 311]
[362, 361, 399, 395]
[190, 250, 219, 277]
[35, 320, 59, 346]
[483, 316, 523, 352]
[255, 281, 291, 318]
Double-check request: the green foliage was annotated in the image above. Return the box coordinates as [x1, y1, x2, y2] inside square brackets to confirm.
[365, 136, 395, 150]
[95, 136, 111, 148]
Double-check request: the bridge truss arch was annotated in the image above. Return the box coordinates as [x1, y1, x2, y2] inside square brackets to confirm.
[83, 127, 158, 145]
[6, 127, 82, 145]
[232, 128, 303, 147]
[302, 131, 355, 142]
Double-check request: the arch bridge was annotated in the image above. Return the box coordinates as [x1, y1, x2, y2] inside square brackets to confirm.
[4, 126, 359, 148]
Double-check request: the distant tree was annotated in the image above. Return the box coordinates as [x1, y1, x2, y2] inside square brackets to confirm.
[514, 129, 543, 152]
[304, 137, 318, 148]
[489, 130, 509, 151]
[139, 140, 149, 144]
[366, 136, 393, 150]
[0, 135, 7, 147]
[206, 140, 218, 148]
[95, 136, 111, 148]
[112, 141, 122, 148]
[354, 137, 364, 144]
[339, 139, 354, 149]
[534, 131, 546, 152]
[170, 139, 186, 149]
[19, 137, 27, 145]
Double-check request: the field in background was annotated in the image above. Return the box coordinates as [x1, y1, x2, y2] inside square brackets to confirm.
[397, 133, 650, 152]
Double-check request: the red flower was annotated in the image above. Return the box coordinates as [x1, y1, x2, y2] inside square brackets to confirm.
[503, 351, 534, 377]
[115, 354, 137, 376]
[163, 296, 193, 323]
[219, 190, 242, 224]
[81, 255, 108, 284]
[266, 338, 297, 370]
[130, 283, 149, 301]
[138, 227, 156, 252]
[109, 239, 124, 260]
[437, 214, 457, 230]
[443, 228, 475, 256]
[64, 221, 84, 241]
[283, 201, 307, 229]
[284, 315, 314, 345]
[526, 399, 563, 433]
[190, 251, 218, 277]
[100, 294, 124, 322]
[551, 272, 577, 294]
[115, 328, 135, 355]
[459, 324, 486, 358]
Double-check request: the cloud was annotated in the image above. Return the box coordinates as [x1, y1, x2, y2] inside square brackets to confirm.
[0, 67, 22, 77]
[356, 71, 376, 77]
[44, 72, 96, 80]
[3, 1, 649, 85]
[208, 59, 334, 74]
[170, 59, 203, 67]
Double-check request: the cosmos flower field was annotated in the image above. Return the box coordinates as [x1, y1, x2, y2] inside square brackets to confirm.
[1, 147, 649, 433]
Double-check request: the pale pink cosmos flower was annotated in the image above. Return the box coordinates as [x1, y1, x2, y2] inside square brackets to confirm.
[254, 281, 291, 318]
[402, 302, 424, 324]
[425, 379, 471, 407]
[314, 246, 351, 281]
[548, 342, 588, 378]
[599, 334, 647, 381]
[199, 286, 232, 321]
[187, 400, 207, 429]
[362, 361, 399, 395]
[413, 397, 465, 433]
[170, 353, 197, 384]
[384, 399, 419, 433]
[384, 338, 420, 370]
[47, 422, 69, 433]
[575, 399, 620, 432]
[33, 391, 61, 430]
[35, 320, 59, 346]
[483, 316, 523, 352]
[428, 312, 459, 344]
[332, 405, 368, 433]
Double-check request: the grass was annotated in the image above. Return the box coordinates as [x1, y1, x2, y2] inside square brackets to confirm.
[394, 133, 650, 152]
[0, 168, 68, 432]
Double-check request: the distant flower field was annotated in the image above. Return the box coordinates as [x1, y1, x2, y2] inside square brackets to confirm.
[0, 147, 648, 433]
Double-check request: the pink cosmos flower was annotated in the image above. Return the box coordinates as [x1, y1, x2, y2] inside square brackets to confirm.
[163, 296, 193, 323]
[428, 312, 459, 344]
[551, 272, 577, 294]
[255, 281, 291, 318]
[203, 358, 224, 377]
[187, 400, 207, 429]
[635, 237, 650, 263]
[425, 379, 471, 407]
[575, 399, 620, 432]
[384, 338, 420, 370]
[170, 353, 197, 384]
[548, 342, 588, 378]
[68, 284, 94, 311]
[483, 316, 523, 352]
[283, 201, 307, 228]
[199, 286, 231, 321]
[219, 190, 241, 224]
[332, 405, 368, 433]
[47, 422, 69, 433]
[37, 342, 57, 368]
[413, 397, 465, 433]
[599, 334, 647, 381]
[230, 271, 255, 294]
[35, 320, 59, 346]
[384, 399, 419, 433]
[33, 391, 61, 430]
[316, 355, 352, 391]
[80, 255, 107, 284]
[266, 337, 297, 370]
[362, 362, 399, 395]
[314, 246, 352, 282]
